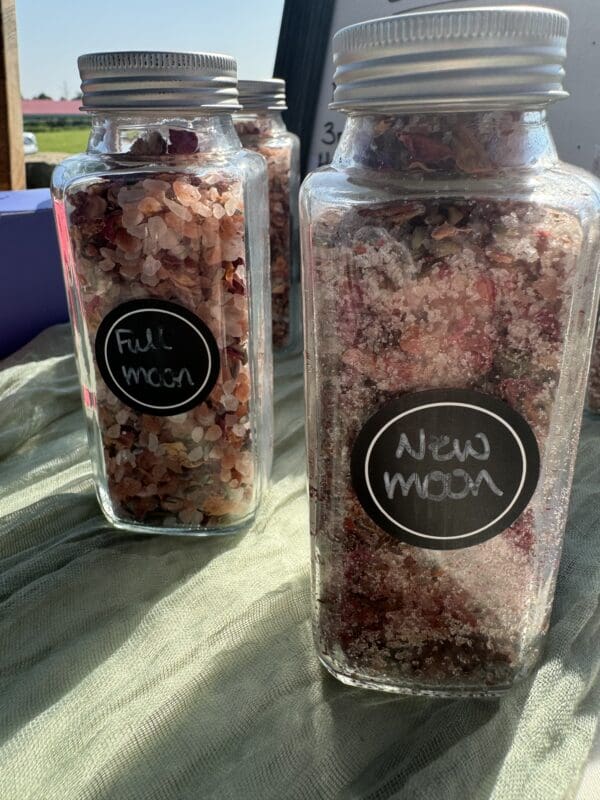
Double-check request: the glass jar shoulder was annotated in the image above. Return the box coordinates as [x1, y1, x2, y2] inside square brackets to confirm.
[240, 129, 298, 153]
[300, 162, 600, 223]
[52, 148, 266, 199]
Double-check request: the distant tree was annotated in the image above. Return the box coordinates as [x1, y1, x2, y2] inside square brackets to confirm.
[71, 92, 83, 101]
[34, 92, 52, 100]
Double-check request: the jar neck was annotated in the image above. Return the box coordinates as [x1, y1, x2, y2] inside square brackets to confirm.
[87, 112, 241, 156]
[333, 110, 558, 174]
[233, 110, 286, 137]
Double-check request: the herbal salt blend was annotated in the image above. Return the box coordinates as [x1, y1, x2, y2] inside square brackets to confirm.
[52, 52, 272, 535]
[301, 8, 600, 695]
[234, 80, 301, 352]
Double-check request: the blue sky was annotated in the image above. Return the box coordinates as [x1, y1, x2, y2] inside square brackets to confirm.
[16, 0, 284, 99]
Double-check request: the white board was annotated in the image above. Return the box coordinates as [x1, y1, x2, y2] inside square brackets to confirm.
[307, 0, 600, 173]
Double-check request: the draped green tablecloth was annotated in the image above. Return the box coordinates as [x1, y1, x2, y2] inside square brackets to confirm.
[0, 325, 599, 800]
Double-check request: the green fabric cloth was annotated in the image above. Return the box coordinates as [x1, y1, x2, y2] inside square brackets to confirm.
[0, 325, 599, 800]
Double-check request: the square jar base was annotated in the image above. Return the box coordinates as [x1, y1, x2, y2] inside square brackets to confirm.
[97, 490, 257, 538]
[318, 652, 530, 699]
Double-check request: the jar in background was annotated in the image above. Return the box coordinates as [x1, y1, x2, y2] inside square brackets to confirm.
[587, 331, 600, 413]
[586, 148, 600, 414]
[301, 8, 600, 695]
[52, 51, 272, 535]
[234, 80, 300, 353]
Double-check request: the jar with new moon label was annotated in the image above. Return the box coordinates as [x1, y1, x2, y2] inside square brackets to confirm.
[52, 51, 272, 535]
[300, 7, 600, 694]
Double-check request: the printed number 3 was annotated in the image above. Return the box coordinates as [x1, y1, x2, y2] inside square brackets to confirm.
[321, 122, 337, 146]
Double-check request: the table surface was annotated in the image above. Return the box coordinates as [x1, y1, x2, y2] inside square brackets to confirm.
[1, 325, 599, 800]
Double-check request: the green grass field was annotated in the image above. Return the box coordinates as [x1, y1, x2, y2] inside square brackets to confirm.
[34, 127, 90, 154]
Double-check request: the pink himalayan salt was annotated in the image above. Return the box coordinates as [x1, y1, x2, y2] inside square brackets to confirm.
[65, 170, 255, 527]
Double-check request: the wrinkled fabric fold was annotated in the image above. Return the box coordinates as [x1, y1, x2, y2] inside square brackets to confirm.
[0, 325, 597, 800]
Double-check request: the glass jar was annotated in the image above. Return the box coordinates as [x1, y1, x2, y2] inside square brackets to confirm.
[234, 80, 300, 353]
[301, 8, 600, 695]
[587, 332, 600, 413]
[51, 51, 272, 536]
[586, 150, 600, 414]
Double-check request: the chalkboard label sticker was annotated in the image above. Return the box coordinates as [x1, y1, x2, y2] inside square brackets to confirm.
[351, 390, 541, 550]
[94, 299, 221, 416]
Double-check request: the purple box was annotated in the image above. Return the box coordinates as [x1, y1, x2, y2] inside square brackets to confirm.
[0, 189, 68, 360]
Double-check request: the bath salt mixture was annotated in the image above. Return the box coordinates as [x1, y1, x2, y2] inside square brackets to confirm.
[235, 118, 293, 349]
[587, 153, 600, 414]
[309, 196, 582, 689]
[587, 339, 600, 414]
[63, 158, 256, 528]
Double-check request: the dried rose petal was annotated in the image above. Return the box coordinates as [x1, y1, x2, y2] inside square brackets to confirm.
[168, 128, 199, 155]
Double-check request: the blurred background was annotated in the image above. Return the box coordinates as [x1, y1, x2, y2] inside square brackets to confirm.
[15, 0, 285, 186]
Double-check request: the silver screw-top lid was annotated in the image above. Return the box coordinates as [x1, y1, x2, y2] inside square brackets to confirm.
[78, 51, 241, 112]
[331, 6, 569, 112]
[237, 79, 287, 111]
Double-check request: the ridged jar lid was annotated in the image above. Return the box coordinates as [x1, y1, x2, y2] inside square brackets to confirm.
[331, 6, 569, 112]
[78, 51, 241, 112]
[237, 79, 287, 111]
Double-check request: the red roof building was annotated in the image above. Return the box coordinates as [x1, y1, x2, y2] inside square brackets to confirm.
[22, 99, 84, 117]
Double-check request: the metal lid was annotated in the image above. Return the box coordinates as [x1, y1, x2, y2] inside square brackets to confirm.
[78, 51, 241, 112]
[237, 79, 287, 111]
[331, 6, 569, 112]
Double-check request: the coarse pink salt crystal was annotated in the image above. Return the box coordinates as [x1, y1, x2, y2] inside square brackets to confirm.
[227, 322, 244, 339]
[164, 197, 192, 221]
[205, 425, 223, 442]
[115, 229, 142, 254]
[148, 433, 159, 452]
[188, 445, 205, 463]
[164, 212, 186, 234]
[213, 204, 226, 220]
[147, 215, 167, 240]
[224, 199, 238, 216]
[120, 262, 142, 279]
[192, 201, 212, 218]
[173, 180, 200, 207]
[191, 426, 204, 443]
[222, 394, 239, 412]
[196, 405, 215, 426]
[232, 423, 246, 438]
[116, 410, 129, 425]
[142, 178, 170, 197]
[143, 255, 162, 276]
[118, 185, 145, 207]
[222, 451, 237, 469]
[137, 196, 163, 216]
[122, 206, 144, 229]
[179, 507, 203, 525]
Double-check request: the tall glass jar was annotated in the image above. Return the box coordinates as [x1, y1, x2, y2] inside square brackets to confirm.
[586, 332, 600, 413]
[51, 51, 272, 536]
[586, 149, 600, 414]
[301, 8, 600, 695]
[234, 80, 300, 353]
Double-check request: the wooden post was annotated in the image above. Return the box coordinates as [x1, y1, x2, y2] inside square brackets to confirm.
[0, 0, 25, 190]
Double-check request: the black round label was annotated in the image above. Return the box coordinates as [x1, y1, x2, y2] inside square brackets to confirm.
[94, 299, 220, 416]
[351, 390, 540, 550]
